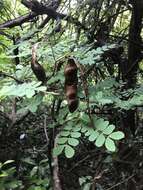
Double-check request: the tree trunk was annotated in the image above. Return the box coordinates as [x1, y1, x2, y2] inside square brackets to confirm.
[124, 0, 143, 134]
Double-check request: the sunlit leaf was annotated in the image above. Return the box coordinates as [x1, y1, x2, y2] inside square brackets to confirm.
[103, 125, 115, 135]
[53, 145, 65, 156]
[68, 138, 79, 146]
[109, 131, 125, 140]
[57, 138, 68, 144]
[64, 145, 75, 158]
[105, 138, 116, 152]
[88, 131, 99, 141]
[95, 134, 105, 147]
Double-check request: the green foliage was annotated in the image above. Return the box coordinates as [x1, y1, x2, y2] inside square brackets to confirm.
[0, 81, 46, 99]
[0, 160, 22, 190]
[76, 44, 116, 65]
[21, 158, 51, 190]
[88, 77, 143, 110]
[53, 121, 81, 158]
[53, 113, 124, 158]
[17, 94, 44, 113]
[0, 158, 51, 189]
[82, 115, 124, 152]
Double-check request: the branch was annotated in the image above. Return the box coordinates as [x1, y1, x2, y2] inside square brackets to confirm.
[10, 98, 17, 125]
[53, 134, 62, 190]
[22, 0, 87, 30]
[21, 0, 58, 19]
[0, 0, 87, 31]
[0, 12, 37, 28]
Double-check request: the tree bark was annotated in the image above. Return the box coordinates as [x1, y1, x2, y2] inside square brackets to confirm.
[124, 0, 143, 134]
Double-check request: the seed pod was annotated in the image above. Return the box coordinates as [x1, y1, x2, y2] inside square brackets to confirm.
[68, 98, 79, 113]
[64, 57, 79, 113]
[64, 58, 78, 85]
[31, 44, 46, 84]
[65, 85, 77, 99]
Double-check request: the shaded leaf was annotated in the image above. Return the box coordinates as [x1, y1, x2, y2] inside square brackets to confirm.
[72, 125, 81, 132]
[30, 166, 38, 177]
[3, 160, 14, 165]
[83, 183, 92, 190]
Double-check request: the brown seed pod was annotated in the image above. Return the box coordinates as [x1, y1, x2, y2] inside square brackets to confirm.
[64, 58, 78, 85]
[68, 98, 79, 113]
[65, 85, 77, 99]
[31, 44, 46, 84]
[64, 57, 79, 113]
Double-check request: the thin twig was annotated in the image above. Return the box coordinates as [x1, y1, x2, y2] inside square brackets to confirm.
[106, 174, 135, 190]
[77, 62, 93, 126]
[49, 40, 57, 76]
[0, 71, 23, 83]
[92, 169, 108, 190]
[10, 98, 17, 125]
[44, 115, 49, 145]
[68, 152, 99, 172]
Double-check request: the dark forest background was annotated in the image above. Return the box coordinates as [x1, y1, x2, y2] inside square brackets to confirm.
[0, 0, 143, 189]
